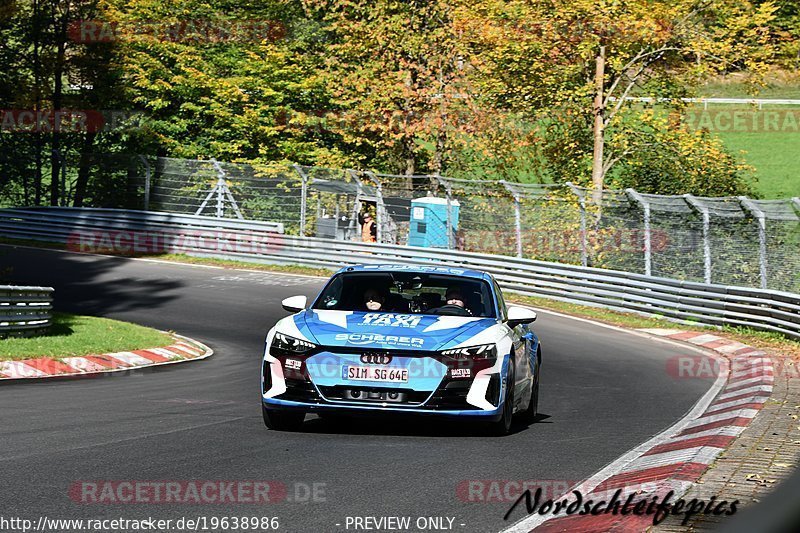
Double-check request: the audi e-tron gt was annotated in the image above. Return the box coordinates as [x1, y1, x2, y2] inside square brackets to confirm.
[261, 264, 541, 435]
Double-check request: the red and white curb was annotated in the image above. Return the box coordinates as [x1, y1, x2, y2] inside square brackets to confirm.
[502, 328, 774, 533]
[0, 335, 212, 380]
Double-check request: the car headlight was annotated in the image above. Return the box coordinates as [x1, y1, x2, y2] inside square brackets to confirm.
[441, 344, 497, 360]
[271, 332, 317, 355]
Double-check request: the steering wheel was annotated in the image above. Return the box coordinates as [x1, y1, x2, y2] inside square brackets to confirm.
[431, 304, 472, 316]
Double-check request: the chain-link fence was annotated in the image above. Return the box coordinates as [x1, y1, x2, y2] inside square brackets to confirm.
[6, 154, 799, 293]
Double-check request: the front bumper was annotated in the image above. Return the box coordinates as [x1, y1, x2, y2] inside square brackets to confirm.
[262, 396, 504, 420]
[262, 348, 507, 418]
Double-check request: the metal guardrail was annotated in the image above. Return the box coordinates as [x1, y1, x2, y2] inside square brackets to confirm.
[1, 207, 798, 340]
[0, 285, 54, 337]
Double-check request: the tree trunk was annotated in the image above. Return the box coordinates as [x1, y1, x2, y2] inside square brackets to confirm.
[72, 132, 96, 207]
[591, 45, 606, 204]
[404, 135, 415, 190]
[32, 0, 42, 205]
[49, 2, 70, 206]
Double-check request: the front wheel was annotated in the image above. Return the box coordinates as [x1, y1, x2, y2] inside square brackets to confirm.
[521, 360, 540, 424]
[262, 405, 305, 431]
[489, 360, 515, 436]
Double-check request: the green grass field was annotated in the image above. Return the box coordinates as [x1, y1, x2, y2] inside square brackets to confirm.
[0, 312, 173, 361]
[696, 76, 800, 198]
[716, 129, 800, 198]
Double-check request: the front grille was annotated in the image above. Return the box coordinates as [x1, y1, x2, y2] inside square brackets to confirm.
[280, 377, 322, 403]
[426, 380, 472, 409]
[262, 361, 271, 393]
[484, 373, 501, 406]
[318, 385, 430, 406]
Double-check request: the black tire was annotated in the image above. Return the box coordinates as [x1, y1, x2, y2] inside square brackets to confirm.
[489, 360, 515, 436]
[262, 405, 305, 431]
[521, 358, 540, 424]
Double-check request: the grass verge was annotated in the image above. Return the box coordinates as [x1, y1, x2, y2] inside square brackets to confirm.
[507, 293, 800, 359]
[0, 312, 173, 361]
[147, 253, 333, 277]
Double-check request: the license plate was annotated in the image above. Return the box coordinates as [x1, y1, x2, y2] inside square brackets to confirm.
[343, 365, 408, 383]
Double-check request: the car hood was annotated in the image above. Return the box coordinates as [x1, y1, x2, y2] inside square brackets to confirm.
[292, 310, 497, 352]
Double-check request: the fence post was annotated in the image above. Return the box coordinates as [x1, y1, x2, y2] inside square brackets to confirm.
[51, 149, 67, 206]
[684, 194, 712, 284]
[346, 169, 365, 241]
[365, 171, 384, 244]
[739, 197, 768, 289]
[626, 189, 651, 276]
[499, 181, 523, 258]
[138, 155, 151, 211]
[566, 182, 588, 268]
[292, 165, 309, 236]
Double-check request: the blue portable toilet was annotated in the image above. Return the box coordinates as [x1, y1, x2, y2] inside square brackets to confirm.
[408, 197, 460, 249]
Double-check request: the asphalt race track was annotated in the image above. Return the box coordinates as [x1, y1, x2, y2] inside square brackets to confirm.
[0, 245, 716, 532]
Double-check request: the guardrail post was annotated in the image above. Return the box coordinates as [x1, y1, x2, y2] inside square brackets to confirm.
[292, 165, 309, 236]
[626, 189, 651, 276]
[739, 197, 768, 289]
[365, 171, 384, 244]
[566, 182, 588, 267]
[499, 181, 523, 258]
[138, 155, 151, 211]
[684, 194, 712, 284]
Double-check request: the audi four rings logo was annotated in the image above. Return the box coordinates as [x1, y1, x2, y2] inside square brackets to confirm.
[360, 353, 392, 365]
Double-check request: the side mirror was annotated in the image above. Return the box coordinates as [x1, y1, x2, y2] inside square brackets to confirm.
[282, 295, 308, 313]
[506, 305, 537, 328]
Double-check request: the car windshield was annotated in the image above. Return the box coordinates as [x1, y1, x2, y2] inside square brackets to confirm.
[312, 272, 496, 318]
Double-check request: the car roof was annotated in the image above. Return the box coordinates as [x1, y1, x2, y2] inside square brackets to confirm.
[334, 264, 492, 281]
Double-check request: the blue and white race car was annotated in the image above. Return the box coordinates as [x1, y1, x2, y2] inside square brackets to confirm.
[261, 264, 541, 435]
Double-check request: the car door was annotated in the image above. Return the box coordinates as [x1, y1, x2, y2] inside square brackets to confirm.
[494, 280, 533, 404]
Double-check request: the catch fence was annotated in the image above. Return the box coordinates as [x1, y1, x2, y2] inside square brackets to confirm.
[7, 155, 800, 292]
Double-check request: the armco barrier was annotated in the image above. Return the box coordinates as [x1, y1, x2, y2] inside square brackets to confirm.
[0, 285, 53, 337]
[1, 207, 798, 340]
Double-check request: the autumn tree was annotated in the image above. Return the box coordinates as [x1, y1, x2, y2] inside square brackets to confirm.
[454, 0, 777, 194]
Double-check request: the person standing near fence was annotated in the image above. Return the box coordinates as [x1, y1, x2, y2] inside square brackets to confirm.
[359, 211, 377, 243]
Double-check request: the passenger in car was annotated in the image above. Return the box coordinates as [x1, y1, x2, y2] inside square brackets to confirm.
[362, 288, 385, 311]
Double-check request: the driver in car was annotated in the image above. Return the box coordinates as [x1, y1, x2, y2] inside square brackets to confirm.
[444, 287, 472, 315]
[362, 288, 386, 311]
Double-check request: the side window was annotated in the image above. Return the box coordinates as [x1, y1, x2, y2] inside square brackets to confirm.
[318, 275, 343, 309]
[494, 281, 507, 321]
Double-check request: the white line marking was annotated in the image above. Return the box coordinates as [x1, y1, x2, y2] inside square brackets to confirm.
[723, 376, 774, 390]
[706, 396, 768, 414]
[667, 425, 746, 443]
[623, 446, 725, 471]
[106, 352, 153, 366]
[684, 409, 760, 429]
[716, 384, 773, 401]
[687, 334, 724, 344]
